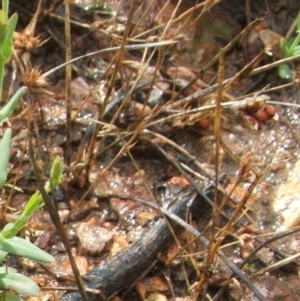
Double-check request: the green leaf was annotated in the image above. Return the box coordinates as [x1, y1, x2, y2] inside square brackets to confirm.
[0, 271, 40, 296]
[286, 38, 295, 49]
[0, 18, 6, 44]
[0, 237, 54, 263]
[0, 250, 7, 263]
[1, 193, 43, 239]
[0, 267, 17, 273]
[0, 293, 24, 301]
[0, 223, 20, 239]
[0, 86, 27, 122]
[280, 38, 290, 56]
[0, 10, 6, 26]
[0, 128, 12, 188]
[0, 51, 5, 63]
[297, 12, 300, 33]
[2, 13, 18, 62]
[22, 191, 43, 217]
[1, 0, 8, 22]
[292, 45, 300, 55]
[278, 64, 293, 80]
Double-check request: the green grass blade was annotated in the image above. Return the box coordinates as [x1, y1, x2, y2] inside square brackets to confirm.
[2, 13, 17, 61]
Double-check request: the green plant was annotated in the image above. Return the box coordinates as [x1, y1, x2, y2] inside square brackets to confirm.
[0, 157, 63, 301]
[279, 12, 300, 79]
[0, 0, 62, 300]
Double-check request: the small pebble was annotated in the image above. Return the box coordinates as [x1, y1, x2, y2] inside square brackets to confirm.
[136, 211, 157, 226]
[34, 230, 54, 249]
[69, 203, 91, 221]
[62, 255, 89, 275]
[20, 258, 37, 271]
[145, 293, 168, 301]
[110, 236, 129, 256]
[76, 217, 114, 255]
[142, 276, 170, 294]
[30, 275, 47, 286]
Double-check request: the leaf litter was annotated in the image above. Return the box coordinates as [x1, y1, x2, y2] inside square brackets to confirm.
[3, 0, 300, 300]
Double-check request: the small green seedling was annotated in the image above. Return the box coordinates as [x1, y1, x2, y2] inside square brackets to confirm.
[279, 12, 300, 79]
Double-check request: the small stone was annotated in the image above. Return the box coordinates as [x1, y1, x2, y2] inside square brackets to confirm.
[136, 211, 157, 226]
[34, 230, 54, 249]
[126, 226, 144, 243]
[134, 169, 146, 186]
[62, 255, 89, 276]
[145, 293, 168, 301]
[110, 198, 136, 216]
[136, 282, 147, 300]
[76, 217, 114, 255]
[69, 203, 91, 221]
[52, 242, 66, 252]
[58, 209, 70, 221]
[30, 275, 47, 286]
[110, 236, 129, 257]
[256, 248, 274, 265]
[227, 278, 243, 301]
[20, 258, 37, 271]
[170, 176, 190, 187]
[132, 101, 152, 117]
[142, 276, 170, 295]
